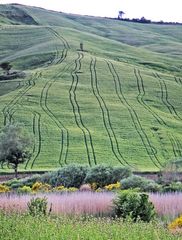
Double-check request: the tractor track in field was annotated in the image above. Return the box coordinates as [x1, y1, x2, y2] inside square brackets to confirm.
[154, 73, 182, 121]
[39, 27, 71, 166]
[155, 131, 169, 160]
[47, 27, 70, 49]
[6, 77, 37, 124]
[106, 61, 162, 168]
[174, 76, 182, 85]
[25, 111, 41, 169]
[1, 72, 42, 169]
[1, 27, 70, 169]
[134, 68, 170, 166]
[30, 111, 41, 169]
[47, 27, 69, 65]
[2, 82, 25, 125]
[69, 53, 96, 166]
[169, 134, 182, 159]
[134, 69, 166, 126]
[90, 58, 131, 167]
[39, 61, 73, 166]
[2, 75, 37, 126]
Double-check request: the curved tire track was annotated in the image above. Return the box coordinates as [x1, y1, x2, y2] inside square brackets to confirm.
[135, 69, 166, 125]
[106, 61, 162, 168]
[38, 27, 71, 166]
[154, 73, 182, 121]
[90, 58, 132, 167]
[69, 53, 96, 166]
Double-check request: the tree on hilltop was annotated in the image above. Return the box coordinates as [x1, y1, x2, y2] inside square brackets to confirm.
[118, 11, 125, 19]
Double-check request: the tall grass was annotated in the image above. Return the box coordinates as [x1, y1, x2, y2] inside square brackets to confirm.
[0, 192, 182, 219]
[0, 192, 114, 216]
[150, 192, 182, 220]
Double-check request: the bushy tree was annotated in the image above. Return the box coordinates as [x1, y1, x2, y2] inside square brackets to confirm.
[49, 164, 88, 187]
[84, 165, 131, 187]
[113, 190, 156, 222]
[0, 124, 32, 178]
[121, 175, 161, 192]
[0, 62, 12, 75]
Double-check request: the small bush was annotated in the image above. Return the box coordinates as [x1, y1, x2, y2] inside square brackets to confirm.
[85, 165, 131, 188]
[17, 185, 31, 193]
[113, 190, 156, 222]
[104, 182, 121, 191]
[168, 215, 182, 232]
[39, 172, 53, 184]
[112, 167, 132, 182]
[27, 197, 48, 216]
[52, 185, 65, 192]
[9, 174, 41, 189]
[162, 182, 182, 192]
[6, 178, 23, 189]
[0, 184, 10, 193]
[31, 182, 51, 192]
[48, 164, 88, 188]
[79, 184, 92, 191]
[84, 165, 113, 187]
[121, 175, 161, 192]
[84, 165, 131, 188]
[21, 174, 41, 187]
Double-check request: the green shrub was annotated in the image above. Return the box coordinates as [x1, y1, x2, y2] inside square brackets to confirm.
[48, 164, 88, 188]
[20, 174, 41, 187]
[84, 165, 113, 187]
[39, 172, 53, 184]
[162, 181, 182, 192]
[84, 165, 131, 188]
[7, 174, 41, 189]
[27, 197, 48, 216]
[6, 178, 22, 189]
[111, 167, 132, 183]
[17, 185, 32, 193]
[113, 190, 156, 222]
[121, 175, 161, 192]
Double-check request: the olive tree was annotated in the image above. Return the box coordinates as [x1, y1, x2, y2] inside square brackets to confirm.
[0, 124, 32, 178]
[0, 62, 12, 75]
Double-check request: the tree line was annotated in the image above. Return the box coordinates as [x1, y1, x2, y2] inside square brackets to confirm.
[117, 11, 182, 25]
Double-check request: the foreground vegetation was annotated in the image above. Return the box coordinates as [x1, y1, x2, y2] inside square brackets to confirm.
[0, 213, 180, 240]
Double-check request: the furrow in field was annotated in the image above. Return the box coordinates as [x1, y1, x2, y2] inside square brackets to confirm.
[41, 62, 72, 166]
[106, 61, 162, 168]
[90, 58, 132, 167]
[46, 27, 69, 65]
[38, 27, 71, 166]
[169, 134, 182, 159]
[25, 111, 42, 169]
[30, 111, 42, 168]
[135, 69, 166, 125]
[69, 53, 96, 166]
[174, 76, 182, 85]
[2, 74, 37, 126]
[154, 73, 182, 121]
[134, 69, 170, 165]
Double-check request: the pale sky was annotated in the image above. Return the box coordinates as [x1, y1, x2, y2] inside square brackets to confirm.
[1, 0, 182, 22]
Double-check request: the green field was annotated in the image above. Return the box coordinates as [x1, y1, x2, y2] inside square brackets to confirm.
[0, 213, 179, 240]
[0, 4, 182, 171]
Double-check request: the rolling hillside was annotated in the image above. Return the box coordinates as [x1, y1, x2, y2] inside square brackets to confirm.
[0, 4, 182, 172]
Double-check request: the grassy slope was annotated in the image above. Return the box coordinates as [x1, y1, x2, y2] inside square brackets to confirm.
[0, 4, 182, 171]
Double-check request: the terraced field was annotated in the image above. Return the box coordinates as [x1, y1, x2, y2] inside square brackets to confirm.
[0, 4, 182, 171]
